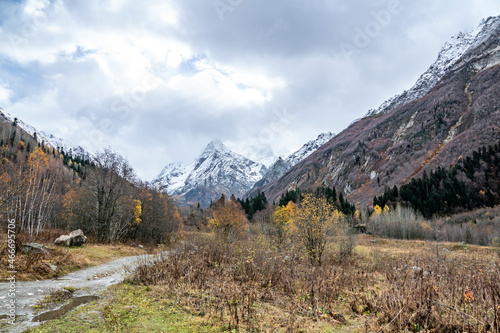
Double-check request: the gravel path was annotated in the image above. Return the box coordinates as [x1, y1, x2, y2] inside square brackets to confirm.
[0, 253, 159, 333]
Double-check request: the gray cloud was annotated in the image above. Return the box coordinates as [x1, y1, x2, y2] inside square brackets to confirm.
[0, 0, 499, 180]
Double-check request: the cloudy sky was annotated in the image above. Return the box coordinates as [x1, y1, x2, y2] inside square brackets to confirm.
[0, 0, 499, 180]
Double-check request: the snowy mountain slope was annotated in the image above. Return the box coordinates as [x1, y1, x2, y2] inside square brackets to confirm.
[153, 139, 267, 206]
[366, 16, 500, 117]
[0, 107, 89, 159]
[285, 132, 336, 166]
[247, 132, 335, 194]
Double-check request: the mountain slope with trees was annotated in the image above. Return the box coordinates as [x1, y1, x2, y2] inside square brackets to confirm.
[0, 115, 182, 245]
[374, 142, 500, 218]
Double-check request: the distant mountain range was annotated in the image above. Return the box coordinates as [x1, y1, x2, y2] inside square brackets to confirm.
[252, 15, 500, 206]
[152, 140, 267, 206]
[246, 132, 335, 196]
[153, 133, 336, 206]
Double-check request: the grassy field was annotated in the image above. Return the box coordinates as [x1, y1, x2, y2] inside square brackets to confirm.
[26, 233, 500, 332]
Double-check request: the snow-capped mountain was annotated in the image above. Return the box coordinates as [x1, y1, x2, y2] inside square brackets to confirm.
[250, 15, 500, 206]
[248, 132, 335, 193]
[366, 16, 500, 117]
[0, 107, 89, 159]
[153, 139, 267, 206]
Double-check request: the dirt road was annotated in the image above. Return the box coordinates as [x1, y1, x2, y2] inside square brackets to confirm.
[0, 253, 156, 333]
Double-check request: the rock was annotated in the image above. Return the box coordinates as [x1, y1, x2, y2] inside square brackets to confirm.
[54, 229, 87, 247]
[45, 263, 58, 272]
[370, 239, 377, 243]
[138, 245, 144, 249]
[442, 248, 450, 252]
[21, 243, 51, 256]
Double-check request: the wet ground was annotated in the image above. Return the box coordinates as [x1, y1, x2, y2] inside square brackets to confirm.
[0, 253, 159, 333]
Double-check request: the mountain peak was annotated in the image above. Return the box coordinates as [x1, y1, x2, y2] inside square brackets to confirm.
[204, 139, 228, 153]
[246, 131, 336, 197]
[153, 139, 267, 206]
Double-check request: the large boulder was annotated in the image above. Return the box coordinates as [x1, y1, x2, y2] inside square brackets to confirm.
[54, 229, 87, 247]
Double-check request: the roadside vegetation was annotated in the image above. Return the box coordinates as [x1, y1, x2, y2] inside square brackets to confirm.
[26, 191, 500, 332]
[0, 228, 150, 281]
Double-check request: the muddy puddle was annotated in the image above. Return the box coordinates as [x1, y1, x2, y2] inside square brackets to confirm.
[33, 295, 100, 322]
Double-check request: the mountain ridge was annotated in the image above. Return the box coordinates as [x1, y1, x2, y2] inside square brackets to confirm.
[0, 107, 89, 159]
[246, 132, 335, 197]
[365, 16, 500, 117]
[251, 15, 500, 206]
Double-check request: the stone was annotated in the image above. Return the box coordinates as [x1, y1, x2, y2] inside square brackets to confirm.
[54, 229, 87, 247]
[21, 243, 51, 256]
[45, 263, 58, 272]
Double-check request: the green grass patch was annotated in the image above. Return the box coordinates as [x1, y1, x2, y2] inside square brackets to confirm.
[25, 284, 218, 333]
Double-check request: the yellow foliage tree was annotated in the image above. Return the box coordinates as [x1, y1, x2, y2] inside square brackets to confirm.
[271, 201, 296, 247]
[132, 199, 142, 227]
[373, 205, 382, 216]
[209, 195, 248, 241]
[291, 194, 345, 266]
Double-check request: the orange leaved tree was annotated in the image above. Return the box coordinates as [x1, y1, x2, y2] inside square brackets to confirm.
[209, 194, 248, 242]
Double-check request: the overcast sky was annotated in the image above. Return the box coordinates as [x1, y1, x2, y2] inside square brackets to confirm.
[0, 0, 499, 180]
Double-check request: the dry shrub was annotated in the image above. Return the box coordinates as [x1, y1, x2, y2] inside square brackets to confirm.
[366, 250, 500, 332]
[129, 232, 500, 332]
[130, 233, 363, 331]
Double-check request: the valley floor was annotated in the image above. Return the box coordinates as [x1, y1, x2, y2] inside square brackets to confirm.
[20, 234, 500, 333]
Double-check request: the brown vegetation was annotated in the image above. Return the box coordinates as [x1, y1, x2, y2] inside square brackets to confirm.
[130, 232, 500, 332]
[367, 205, 500, 247]
[0, 228, 149, 281]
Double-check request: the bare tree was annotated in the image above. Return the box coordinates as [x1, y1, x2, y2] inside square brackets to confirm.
[65, 148, 135, 243]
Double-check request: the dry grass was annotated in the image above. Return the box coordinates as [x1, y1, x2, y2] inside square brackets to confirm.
[0, 229, 151, 281]
[129, 233, 500, 332]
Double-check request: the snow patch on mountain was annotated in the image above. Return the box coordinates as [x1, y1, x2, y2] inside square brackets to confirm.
[366, 15, 500, 117]
[285, 132, 336, 166]
[248, 132, 336, 193]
